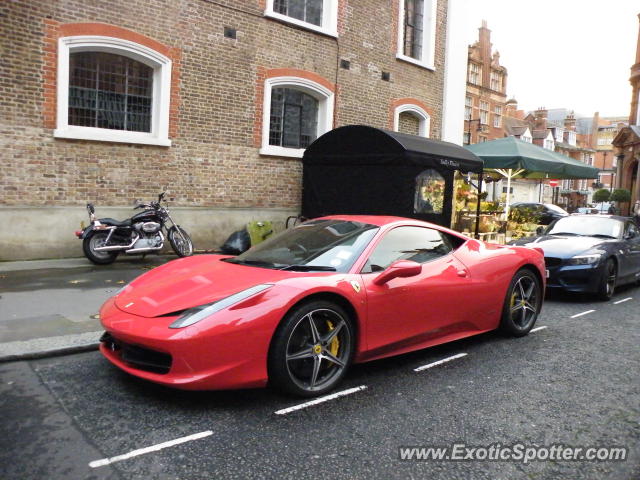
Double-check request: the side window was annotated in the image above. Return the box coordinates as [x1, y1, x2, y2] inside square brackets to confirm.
[625, 222, 639, 239]
[361, 226, 452, 273]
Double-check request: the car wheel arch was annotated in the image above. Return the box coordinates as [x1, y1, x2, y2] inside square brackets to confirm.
[268, 291, 361, 356]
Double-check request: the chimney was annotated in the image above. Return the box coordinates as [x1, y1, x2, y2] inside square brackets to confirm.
[534, 107, 548, 131]
[564, 111, 576, 131]
[479, 20, 492, 87]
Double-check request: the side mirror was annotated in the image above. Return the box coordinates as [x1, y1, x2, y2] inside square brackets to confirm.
[536, 226, 545, 236]
[373, 260, 422, 285]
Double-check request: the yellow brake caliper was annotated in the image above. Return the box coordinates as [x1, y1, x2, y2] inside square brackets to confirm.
[326, 321, 340, 356]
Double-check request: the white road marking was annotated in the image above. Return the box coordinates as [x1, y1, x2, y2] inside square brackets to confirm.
[413, 353, 468, 372]
[89, 430, 213, 468]
[530, 326, 548, 333]
[614, 297, 632, 305]
[274, 385, 367, 415]
[570, 310, 595, 318]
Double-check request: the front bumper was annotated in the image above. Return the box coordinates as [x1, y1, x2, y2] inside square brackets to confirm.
[545, 261, 604, 293]
[98, 296, 279, 390]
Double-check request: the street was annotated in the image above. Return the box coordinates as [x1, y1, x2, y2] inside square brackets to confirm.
[1, 270, 639, 479]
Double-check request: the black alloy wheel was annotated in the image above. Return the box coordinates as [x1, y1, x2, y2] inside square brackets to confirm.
[597, 258, 617, 301]
[269, 301, 354, 397]
[499, 269, 541, 337]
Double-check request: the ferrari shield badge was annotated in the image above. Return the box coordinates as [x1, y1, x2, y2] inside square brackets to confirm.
[350, 280, 361, 293]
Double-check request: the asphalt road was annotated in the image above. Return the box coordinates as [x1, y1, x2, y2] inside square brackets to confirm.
[1, 288, 639, 479]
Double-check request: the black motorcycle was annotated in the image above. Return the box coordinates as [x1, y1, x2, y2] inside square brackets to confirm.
[75, 192, 194, 264]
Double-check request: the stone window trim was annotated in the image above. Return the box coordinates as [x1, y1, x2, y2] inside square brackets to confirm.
[54, 35, 172, 146]
[393, 103, 431, 137]
[259, 73, 335, 158]
[263, 0, 339, 38]
[395, 0, 437, 70]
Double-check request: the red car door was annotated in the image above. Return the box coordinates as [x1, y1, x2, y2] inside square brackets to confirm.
[359, 226, 475, 357]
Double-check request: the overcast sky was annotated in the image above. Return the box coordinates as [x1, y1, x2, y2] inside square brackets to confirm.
[462, 0, 639, 118]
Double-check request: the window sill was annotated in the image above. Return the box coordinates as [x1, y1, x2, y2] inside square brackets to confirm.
[396, 54, 435, 71]
[259, 145, 305, 158]
[264, 11, 338, 38]
[53, 127, 171, 147]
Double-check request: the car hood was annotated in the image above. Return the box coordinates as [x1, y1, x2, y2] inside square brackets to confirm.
[114, 255, 296, 318]
[512, 235, 614, 258]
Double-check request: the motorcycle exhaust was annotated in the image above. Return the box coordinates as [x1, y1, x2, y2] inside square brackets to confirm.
[94, 234, 140, 252]
[125, 245, 164, 254]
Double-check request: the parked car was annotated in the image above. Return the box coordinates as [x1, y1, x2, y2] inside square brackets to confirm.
[99, 215, 545, 397]
[511, 215, 640, 300]
[572, 207, 599, 215]
[510, 202, 569, 225]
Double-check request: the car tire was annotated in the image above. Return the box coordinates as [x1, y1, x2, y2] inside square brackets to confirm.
[268, 300, 355, 397]
[597, 258, 617, 301]
[498, 268, 542, 337]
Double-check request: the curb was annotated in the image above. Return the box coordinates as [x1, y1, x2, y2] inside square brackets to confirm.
[0, 342, 100, 363]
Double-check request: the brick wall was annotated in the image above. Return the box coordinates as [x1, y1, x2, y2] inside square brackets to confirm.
[1, 0, 447, 211]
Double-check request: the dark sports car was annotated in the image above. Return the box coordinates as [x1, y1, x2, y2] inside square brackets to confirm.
[511, 215, 640, 299]
[510, 202, 569, 225]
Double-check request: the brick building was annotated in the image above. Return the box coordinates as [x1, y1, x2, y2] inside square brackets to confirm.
[612, 13, 640, 214]
[463, 20, 507, 145]
[1, 0, 457, 260]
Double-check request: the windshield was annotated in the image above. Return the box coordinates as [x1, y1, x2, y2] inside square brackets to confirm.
[224, 220, 379, 272]
[547, 216, 622, 238]
[544, 203, 568, 215]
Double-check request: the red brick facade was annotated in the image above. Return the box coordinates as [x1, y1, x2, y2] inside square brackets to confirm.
[2, 0, 448, 211]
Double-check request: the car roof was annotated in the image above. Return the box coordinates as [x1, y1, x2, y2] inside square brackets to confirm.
[315, 214, 431, 227]
[562, 214, 627, 221]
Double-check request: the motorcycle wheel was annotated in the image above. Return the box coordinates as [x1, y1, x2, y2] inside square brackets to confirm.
[83, 231, 118, 265]
[168, 226, 194, 257]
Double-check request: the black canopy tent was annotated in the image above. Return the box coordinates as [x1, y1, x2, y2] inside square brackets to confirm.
[301, 125, 485, 235]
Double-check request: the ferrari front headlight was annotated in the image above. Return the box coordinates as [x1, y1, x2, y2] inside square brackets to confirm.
[567, 254, 602, 265]
[169, 284, 273, 329]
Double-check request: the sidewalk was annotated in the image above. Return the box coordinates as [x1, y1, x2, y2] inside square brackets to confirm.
[0, 255, 175, 362]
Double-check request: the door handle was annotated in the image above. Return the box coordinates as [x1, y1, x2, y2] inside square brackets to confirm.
[457, 269, 468, 277]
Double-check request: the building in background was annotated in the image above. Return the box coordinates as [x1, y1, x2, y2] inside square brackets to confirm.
[612, 13, 640, 214]
[1, 0, 459, 260]
[464, 21, 507, 145]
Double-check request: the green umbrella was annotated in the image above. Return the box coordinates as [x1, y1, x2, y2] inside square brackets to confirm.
[466, 136, 599, 217]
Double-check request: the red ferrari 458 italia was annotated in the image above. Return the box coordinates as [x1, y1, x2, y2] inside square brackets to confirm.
[99, 216, 545, 397]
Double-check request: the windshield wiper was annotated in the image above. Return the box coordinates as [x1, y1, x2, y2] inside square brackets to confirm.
[549, 232, 581, 236]
[590, 234, 617, 239]
[223, 259, 278, 268]
[279, 264, 337, 272]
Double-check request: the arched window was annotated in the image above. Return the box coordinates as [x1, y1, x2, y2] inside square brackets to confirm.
[55, 36, 172, 146]
[393, 103, 430, 137]
[261, 75, 334, 157]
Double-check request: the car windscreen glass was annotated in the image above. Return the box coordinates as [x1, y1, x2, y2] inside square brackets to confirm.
[547, 217, 622, 238]
[544, 204, 568, 215]
[224, 220, 379, 272]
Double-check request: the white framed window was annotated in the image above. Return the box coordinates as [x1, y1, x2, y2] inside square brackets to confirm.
[493, 105, 502, 128]
[393, 103, 431, 137]
[543, 135, 555, 150]
[54, 36, 172, 146]
[396, 0, 437, 70]
[567, 130, 577, 146]
[479, 100, 489, 125]
[490, 71, 501, 91]
[261, 76, 334, 158]
[265, 0, 338, 37]
[464, 96, 472, 120]
[554, 127, 564, 143]
[468, 63, 481, 85]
